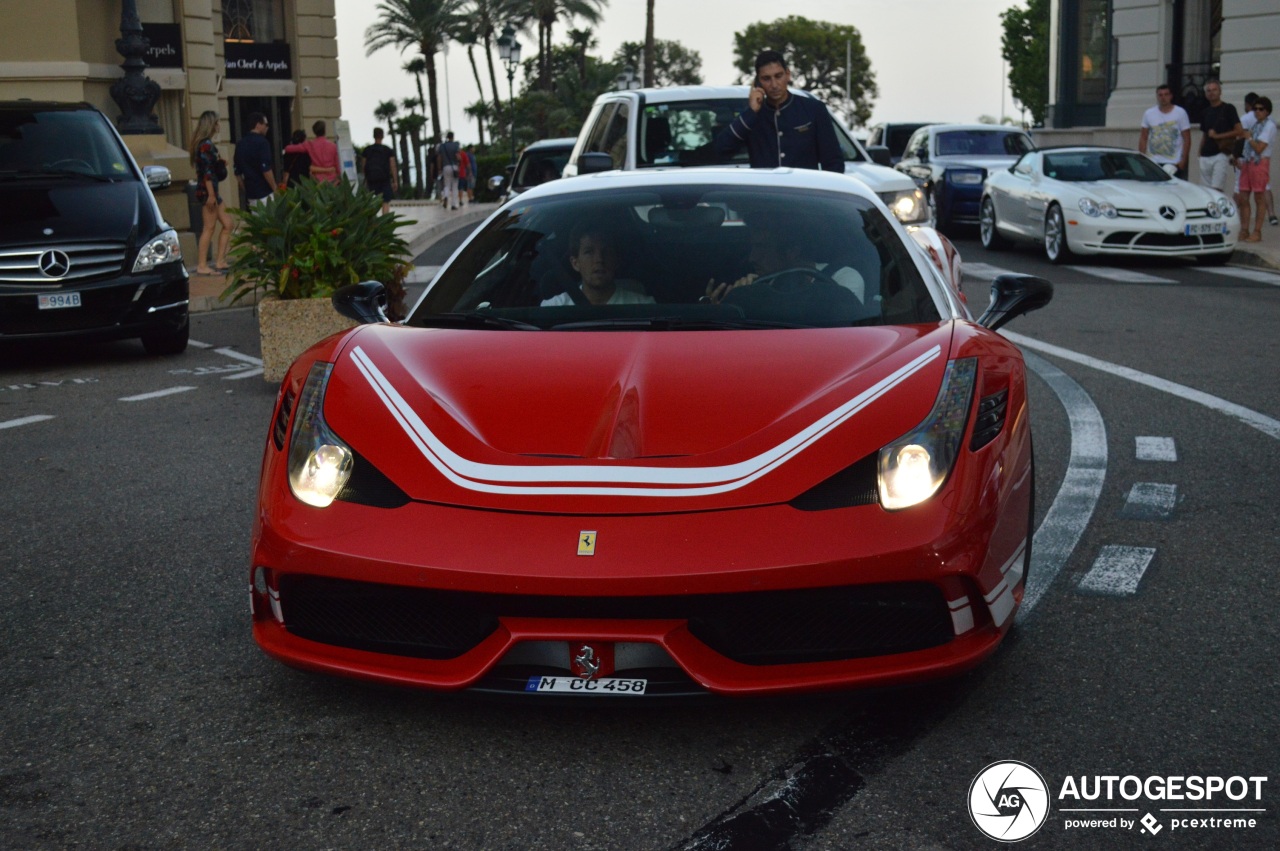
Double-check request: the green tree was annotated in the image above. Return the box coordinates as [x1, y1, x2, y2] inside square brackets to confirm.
[613, 39, 702, 87]
[373, 99, 403, 183]
[1000, 0, 1050, 127]
[365, 0, 466, 148]
[732, 16, 877, 127]
[529, 0, 607, 90]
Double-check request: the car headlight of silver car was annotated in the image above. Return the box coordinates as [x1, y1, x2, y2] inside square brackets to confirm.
[288, 362, 354, 508]
[1078, 198, 1118, 218]
[877, 358, 976, 510]
[132, 228, 183, 273]
[880, 188, 929, 224]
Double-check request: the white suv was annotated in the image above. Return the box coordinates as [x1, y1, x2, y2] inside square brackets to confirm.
[563, 86, 929, 225]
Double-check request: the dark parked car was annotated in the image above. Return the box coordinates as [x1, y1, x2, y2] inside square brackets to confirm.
[488, 137, 576, 202]
[865, 121, 937, 165]
[0, 101, 188, 354]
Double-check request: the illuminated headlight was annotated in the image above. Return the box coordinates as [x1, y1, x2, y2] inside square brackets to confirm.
[880, 188, 929, 224]
[1078, 198, 1116, 218]
[287, 362, 354, 508]
[132, 228, 183, 273]
[1214, 197, 1237, 217]
[878, 359, 976, 510]
[948, 170, 984, 185]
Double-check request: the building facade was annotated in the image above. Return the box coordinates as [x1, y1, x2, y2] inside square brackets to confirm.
[1042, 0, 1279, 186]
[0, 0, 343, 233]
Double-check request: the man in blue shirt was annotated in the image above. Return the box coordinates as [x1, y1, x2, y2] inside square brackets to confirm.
[233, 112, 277, 207]
[716, 50, 845, 173]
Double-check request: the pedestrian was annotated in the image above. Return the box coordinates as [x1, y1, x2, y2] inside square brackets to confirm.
[1197, 79, 1242, 195]
[233, 111, 277, 207]
[714, 49, 844, 172]
[456, 144, 473, 207]
[437, 130, 461, 210]
[463, 146, 477, 202]
[361, 127, 398, 214]
[285, 120, 340, 184]
[1238, 96, 1276, 242]
[280, 129, 311, 189]
[1235, 92, 1279, 228]
[1138, 84, 1190, 179]
[187, 110, 233, 275]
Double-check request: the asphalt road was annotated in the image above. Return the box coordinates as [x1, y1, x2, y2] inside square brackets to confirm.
[1, 232, 1277, 849]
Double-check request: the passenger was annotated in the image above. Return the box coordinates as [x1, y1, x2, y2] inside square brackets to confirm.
[541, 226, 655, 306]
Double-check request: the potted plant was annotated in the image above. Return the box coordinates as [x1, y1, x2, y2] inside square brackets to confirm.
[221, 176, 412, 382]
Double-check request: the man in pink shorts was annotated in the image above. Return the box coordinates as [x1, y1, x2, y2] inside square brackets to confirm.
[1238, 97, 1275, 242]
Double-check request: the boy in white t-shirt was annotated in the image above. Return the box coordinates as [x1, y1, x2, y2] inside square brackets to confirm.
[1139, 84, 1191, 179]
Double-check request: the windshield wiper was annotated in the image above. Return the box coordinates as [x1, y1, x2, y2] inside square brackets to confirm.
[0, 168, 114, 182]
[549, 316, 810, 331]
[417, 311, 541, 330]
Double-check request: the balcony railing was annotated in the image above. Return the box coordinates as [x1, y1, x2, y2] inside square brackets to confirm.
[1167, 61, 1221, 123]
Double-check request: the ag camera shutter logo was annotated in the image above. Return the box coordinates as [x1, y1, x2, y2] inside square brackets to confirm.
[968, 761, 1050, 842]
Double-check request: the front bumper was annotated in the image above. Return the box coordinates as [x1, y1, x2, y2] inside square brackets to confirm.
[0, 262, 188, 342]
[1067, 224, 1237, 257]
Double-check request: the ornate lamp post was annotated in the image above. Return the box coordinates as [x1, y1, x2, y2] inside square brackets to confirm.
[497, 24, 522, 166]
[110, 0, 163, 134]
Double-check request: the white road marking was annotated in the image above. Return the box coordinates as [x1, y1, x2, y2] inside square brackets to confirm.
[119, 386, 196, 402]
[223, 368, 264, 381]
[1066, 266, 1176, 284]
[1078, 546, 1157, 596]
[1121, 482, 1178, 520]
[1018, 351, 1108, 621]
[962, 262, 1019, 281]
[1200, 267, 1280, 286]
[0, 415, 54, 430]
[188, 339, 214, 349]
[1004, 331, 1280, 440]
[215, 347, 263, 365]
[1135, 436, 1177, 462]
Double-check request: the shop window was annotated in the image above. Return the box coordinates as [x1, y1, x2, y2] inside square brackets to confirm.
[224, 0, 286, 43]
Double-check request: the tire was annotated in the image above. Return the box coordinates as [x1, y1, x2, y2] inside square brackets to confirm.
[1043, 203, 1073, 264]
[1196, 250, 1233, 266]
[979, 196, 1010, 250]
[141, 317, 190, 356]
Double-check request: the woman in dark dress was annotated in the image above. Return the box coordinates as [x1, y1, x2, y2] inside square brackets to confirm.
[187, 110, 233, 274]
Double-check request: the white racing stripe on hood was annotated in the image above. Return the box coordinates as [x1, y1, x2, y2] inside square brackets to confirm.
[350, 344, 941, 496]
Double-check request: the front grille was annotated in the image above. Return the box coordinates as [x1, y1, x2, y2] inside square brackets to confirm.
[971, 388, 1009, 450]
[276, 576, 954, 665]
[0, 282, 139, 334]
[0, 242, 128, 285]
[1100, 232, 1224, 249]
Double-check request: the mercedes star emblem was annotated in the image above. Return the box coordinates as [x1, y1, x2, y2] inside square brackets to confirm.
[38, 249, 71, 278]
[1159, 205, 1177, 221]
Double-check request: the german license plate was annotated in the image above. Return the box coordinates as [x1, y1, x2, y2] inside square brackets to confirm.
[38, 292, 81, 310]
[1185, 222, 1227, 236]
[525, 675, 647, 695]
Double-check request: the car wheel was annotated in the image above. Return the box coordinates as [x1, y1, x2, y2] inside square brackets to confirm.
[141, 317, 190, 356]
[979, 196, 1010, 250]
[1043, 203, 1073, 264]
[1196, 250, 1233, 266]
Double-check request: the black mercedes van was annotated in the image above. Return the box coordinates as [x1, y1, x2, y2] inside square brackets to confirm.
[0, 101, 189, 355]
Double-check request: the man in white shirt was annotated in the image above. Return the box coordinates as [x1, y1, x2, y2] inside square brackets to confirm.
[1138, 84, 1191, 179]
[540, 226, 655, 306]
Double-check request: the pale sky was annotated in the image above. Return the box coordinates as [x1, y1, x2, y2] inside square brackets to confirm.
[333, 0, 1019, 147]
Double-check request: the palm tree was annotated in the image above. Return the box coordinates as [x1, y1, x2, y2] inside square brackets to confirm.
[462, 0, 519, 117]
[449, 16, 488, 145]
[643, 0, 655, 87]
[365, 0, 466, 151]
[401, 97, 427, 194]
[530, 0, 606, 90]
[374, 98, 400, 156]
[403, 57, 429, 124]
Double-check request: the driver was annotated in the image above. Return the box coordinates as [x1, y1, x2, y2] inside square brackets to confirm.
[541, 225, 655, 306]
[704, 221, 866, 304]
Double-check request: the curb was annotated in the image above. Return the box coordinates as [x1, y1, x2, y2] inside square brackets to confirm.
[1230, 244, 1280, 272]
[395, 203, 496, 258]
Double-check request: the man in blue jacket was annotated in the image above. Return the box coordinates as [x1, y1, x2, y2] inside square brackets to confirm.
[716, 50, 845, 173]
[233, 111, 277, 207]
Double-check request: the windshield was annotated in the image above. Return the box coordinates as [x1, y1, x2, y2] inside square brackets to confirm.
[408, 185, 941, 330]
[513, 146, 571, 191]
[635, 99, 865, 168]
[935, 130, 1034, 158]
[1043, 150, 1172, 182]
[0, 109, 131, 179]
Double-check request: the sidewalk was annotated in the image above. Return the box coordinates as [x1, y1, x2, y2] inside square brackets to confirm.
[186, 200, 498, 313]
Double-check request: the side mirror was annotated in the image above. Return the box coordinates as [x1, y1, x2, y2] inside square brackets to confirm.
[143, 165, 172, 189]
[332, 281, 390, 325]
[578, 152, 615, 174]
[866, 145, 892, 166]
[488, 174, 506, 192]
[977, 274, 1053, 331]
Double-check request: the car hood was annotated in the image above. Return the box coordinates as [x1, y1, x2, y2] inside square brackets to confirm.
[0, 180, 149, 244]
[844, 162, 917, 192]
[323, 323, 954, 514]
[1066, 179, 1220, 210]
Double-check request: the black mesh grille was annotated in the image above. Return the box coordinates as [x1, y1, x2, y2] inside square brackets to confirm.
[971, 387, 1008, 450]
[276, 576, 954, 665]
[273, 390, 294, 451]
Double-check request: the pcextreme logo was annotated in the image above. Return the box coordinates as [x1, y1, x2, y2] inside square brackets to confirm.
[968, 763, 1270, 841]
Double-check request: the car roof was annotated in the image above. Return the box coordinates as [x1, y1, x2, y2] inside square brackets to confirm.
[594, 85, 822, 105]
[926, 123, 1031, 134]
[513, 165, 882, 204]
[523, 137, 577, 152]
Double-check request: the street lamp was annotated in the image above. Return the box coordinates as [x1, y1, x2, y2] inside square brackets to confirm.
[615, 64, 641, 91]
[497, 24, 522, 166]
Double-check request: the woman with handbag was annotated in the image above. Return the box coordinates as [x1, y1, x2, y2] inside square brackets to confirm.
[188, 110, 233, 275]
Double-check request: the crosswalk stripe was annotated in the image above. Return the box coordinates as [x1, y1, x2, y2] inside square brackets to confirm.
[119, 386, 196, 402]
[1078, 546, 1157, 596]
[0, 414, 54, 430]
[1120, 482, 1178, 520]
[1066, 266, 1177, 284]
[1199, 267, 1280, 286]
[1135, 436, 1177, 462]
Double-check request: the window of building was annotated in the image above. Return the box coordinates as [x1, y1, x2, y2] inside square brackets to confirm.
[224, 0, 286, 43]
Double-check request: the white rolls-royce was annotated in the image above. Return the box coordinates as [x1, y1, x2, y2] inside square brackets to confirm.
[979, 146, 1238, 265]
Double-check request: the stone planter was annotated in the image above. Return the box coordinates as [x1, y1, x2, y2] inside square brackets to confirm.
[258, 296, 357, 383]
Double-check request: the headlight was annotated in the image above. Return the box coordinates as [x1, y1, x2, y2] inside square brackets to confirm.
[287, 362, 354, 508]
[877, 358, 976, 510]
[1078, 197, 1117, 218]
[132, 228, 183, 273]
[880, 188, 929, 224]
[1205, 203, 1221, 219]
[948, 170, 984, 185]
[1215, 197, 1237, 217]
